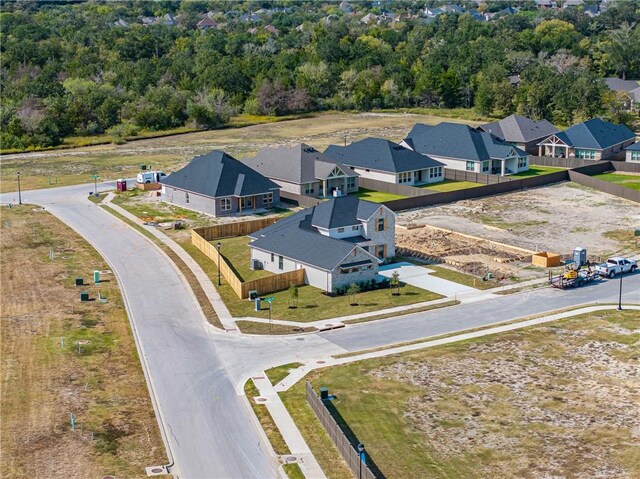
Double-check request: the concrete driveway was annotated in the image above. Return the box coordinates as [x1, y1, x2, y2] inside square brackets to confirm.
[378, 262, 478, 297]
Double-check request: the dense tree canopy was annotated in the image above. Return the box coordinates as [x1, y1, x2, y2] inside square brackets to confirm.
[1, 0, 638, 149]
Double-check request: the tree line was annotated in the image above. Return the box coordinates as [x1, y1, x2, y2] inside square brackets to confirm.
[1, 0, 639, 150]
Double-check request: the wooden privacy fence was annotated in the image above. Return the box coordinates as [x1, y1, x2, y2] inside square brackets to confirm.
[445, 169, 515, 184]
[280, 191, 327, 208]
[569, 169, 640, 203]
[306, 382, 379, 479]
[191, 220, 306, 299]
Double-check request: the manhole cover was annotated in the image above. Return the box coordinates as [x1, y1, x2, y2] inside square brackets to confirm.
[285, 456, 297, 464]
[317, 360, 325, 364]
[296, 338, 305, 341]
[325, 324, 333, 327]
[102, 476, 115, 479]
[151, 468, 163, 473]
[255, 397, 267, 403]
[252, 376, 265, 380]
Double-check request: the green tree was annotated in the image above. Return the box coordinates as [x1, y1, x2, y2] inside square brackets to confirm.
[288, 283, 299, 309]
[187, 89, 234, 129]
[346, 283, 360, 306]
[389, 271, 401, 296]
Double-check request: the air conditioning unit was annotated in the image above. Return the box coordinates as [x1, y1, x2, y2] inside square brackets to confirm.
[248, 290, 259, 301]
[250, 259, 263, 270]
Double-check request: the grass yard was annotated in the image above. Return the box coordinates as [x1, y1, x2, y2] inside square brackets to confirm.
[421, 264, 500, 290]
[592, 172, 640, 191]
[420, 179, 483, 192]
[509, 165, 565, 177]
[213, 235, 272, 282]
[282, 310, 640, 479]
[0, 206, 167, 478]
[354, 188, 406, 203]
[111, 189, 210, 225]
[265, 363, 305, 386]
[179, 239, 443, 323]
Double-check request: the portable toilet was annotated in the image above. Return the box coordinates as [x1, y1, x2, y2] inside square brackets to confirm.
[94, 270, 100, 284]
[573, 247, 587, 266]
[116, 179, 127, 192]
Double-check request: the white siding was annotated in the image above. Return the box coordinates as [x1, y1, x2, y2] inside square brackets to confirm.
[350, 167, 398, 183]
[427, 155, 474, 172]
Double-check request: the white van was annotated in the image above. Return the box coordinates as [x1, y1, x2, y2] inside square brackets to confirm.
[136, 171, 167, 184]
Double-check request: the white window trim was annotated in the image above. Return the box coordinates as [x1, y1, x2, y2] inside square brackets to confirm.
[220, 198, 232, 211]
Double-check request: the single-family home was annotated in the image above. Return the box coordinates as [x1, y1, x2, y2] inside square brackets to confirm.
[563, 0, 584, 7]
[161, 150, 281, 217]
[479, 114, 559, 155]
[536, 0, 557, 9]
[248, 196, 396, 292]
[361, 13, 378, 24]
[323, 138, 445, 186]
[402, 122, 530, 176]
[196, 18, 219, 30]
[604, 78, 640, 112]
[625, 142, 640, 162]
[242, 143, 359, 198]
[537, 118, 636, 160]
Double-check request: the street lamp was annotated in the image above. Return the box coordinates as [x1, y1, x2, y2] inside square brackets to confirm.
[617, 272, 623, 311]
[217, 242, 222, 286]
[357, 443, 365, 479]
[17, 171, 22, 205]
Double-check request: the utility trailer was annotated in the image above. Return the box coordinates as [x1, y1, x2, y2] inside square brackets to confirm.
[549, 267, 599, 289]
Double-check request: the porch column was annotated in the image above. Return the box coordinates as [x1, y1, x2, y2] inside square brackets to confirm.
[253, 195, 256, 212]
[552, 144, 556, 157]
[501, 159, 506, 176]
[343, 177, 348, 195]
[538, 145, 542, 156]
[239, 197, 242, 216]
[323, 180, 327, 198]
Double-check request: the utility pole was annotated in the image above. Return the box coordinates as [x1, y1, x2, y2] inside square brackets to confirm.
[17, 171, 22, 205]
[617, 272, 623, 310]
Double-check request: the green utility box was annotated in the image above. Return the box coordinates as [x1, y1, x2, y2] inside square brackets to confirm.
[320, 387, 329, 400]
[80, 292, 89, 302]
[94, 271, 100, 284]
[140, 164, 147, 170]
[75, 277, 83, 286]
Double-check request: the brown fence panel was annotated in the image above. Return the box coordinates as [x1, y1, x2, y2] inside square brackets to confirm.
[240, 269, 305, 298]
[280, 191, 327, 208]
[358, 177, 435, 197]
[306, 383, 378, 479]
[194, 218, 278, 241]
[572, 162, 613, 176]
[191, 230, 244, 297]
[529, 156, 597, 169]
[568, 170, 640, 203]
[444, 169, 514, 184]
[611, 161, 640, 174]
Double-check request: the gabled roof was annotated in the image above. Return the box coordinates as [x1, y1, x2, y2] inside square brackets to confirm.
[404, 123, 528, 161]
[310, 196, 380, 229]
[625, 141, 640, 151]
[480, 115, 559, 144]
[249, 197, 386, 271]
[542, 119, 636, 149]
[242, 143, 357, 185]
[605, 77, 640, 93]
[323, 138, 444, 173]
[161, 150, 280, 198]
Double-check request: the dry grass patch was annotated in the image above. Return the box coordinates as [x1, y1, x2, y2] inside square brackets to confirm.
[0, 206, 167, 478]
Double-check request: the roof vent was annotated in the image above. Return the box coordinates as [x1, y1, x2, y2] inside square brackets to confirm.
[303, 147, 317, 153]
[392, 145, 405, 150]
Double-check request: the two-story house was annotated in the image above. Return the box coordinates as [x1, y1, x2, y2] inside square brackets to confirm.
[248, 196, 396, 292]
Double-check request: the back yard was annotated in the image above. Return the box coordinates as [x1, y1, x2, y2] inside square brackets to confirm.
[420, 180, 483, 192]
[592, 172, 640, 191]
[0, 206, 166, 478]
[283, 310, 640, 479]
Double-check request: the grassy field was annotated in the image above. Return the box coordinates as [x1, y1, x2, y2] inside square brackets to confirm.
[354, 188, 406, 202]
[265, 363, 304, 386]
[509, 165, 566, 177]
[282, 310, 640, 479]
[0, 206, 167, 478]
[112, 189, 209, 225]
[422, 264, 500, 290]
[420, 180, 483, 192]
[592, 172, 640, 190]
[1, 111, 483, 194]
[213, 236, 272, 282]
[179, 239, 443, 322]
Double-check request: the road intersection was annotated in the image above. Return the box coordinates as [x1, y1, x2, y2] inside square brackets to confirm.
[3, 181, 638, 478]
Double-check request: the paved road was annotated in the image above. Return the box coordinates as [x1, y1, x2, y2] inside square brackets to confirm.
[4, 184, 278, 479]
[320, 274, 640, 351]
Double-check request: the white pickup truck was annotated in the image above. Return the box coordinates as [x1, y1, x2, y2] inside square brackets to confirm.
[595, 257, 637, 278]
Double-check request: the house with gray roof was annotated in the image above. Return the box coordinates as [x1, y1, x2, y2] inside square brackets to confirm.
[242, 143, 359, 198]
[323, 138, 445, 186]
[537, 118, 636, 161]
[604, 78, 640, 112]
[249, 196, 395, 292]
[402, 122, 530, 176]
[479, 114, 559, 155]
[161, 150, 280, 217]
[625, 142, 640, 163]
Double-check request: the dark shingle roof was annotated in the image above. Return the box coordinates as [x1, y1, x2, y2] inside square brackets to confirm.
[626, 141, 640, 151]
[480, 115, 559, 144]
[242, 143, 357, 185]
[161, 150, 280, 198]
[323, 138, 444, 173]
[249, 197, 385, 271]
[404, 122, 528, 161]
[547, 119, 636, 149]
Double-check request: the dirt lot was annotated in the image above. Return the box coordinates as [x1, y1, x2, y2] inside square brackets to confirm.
[0, 206, 166, 478]
[1, 112, 481, 193]
[293, 310, 640, 479]
[398, 183, 640, 276]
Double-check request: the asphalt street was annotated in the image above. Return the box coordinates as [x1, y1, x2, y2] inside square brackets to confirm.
[4, 183, 279, 479]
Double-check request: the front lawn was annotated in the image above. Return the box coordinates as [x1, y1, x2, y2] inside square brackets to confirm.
[510, 165, 565, 177]
[591, 172, 640, 191]
[353, 188, 406, 203]
[420, 180, 483, 192]
[112, 189, 208, 224]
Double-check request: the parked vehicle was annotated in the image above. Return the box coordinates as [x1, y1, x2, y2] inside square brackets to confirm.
[549, 264, 599, 289]
[136, 171, 167, 184]
[595, 257, 637, 278]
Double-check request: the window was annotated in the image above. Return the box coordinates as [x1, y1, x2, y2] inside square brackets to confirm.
[518, 157, 528, 168]
[482, 161, 490, 173]
[263, 193, 272, 206]
[352, 225, 359, 231]
[377, 218, 385, 232]
[220, 198, 231, 211]
[430, 166, 444, 178]
[376, 244, 385, 259]
[575, 149, 596, 160]
[271, 253, 274, 262]
[398, 172, 412, 183]
[337, 227, 345, 233]
[466, 161, 475, 172]
[241, 197, 253, 209]
[278, 255, 283, 270]
[347, 177, 356, 189]
[631, 151, 640, 162]
[304, 183, 315, 195]
[185, 192, 190, 203]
